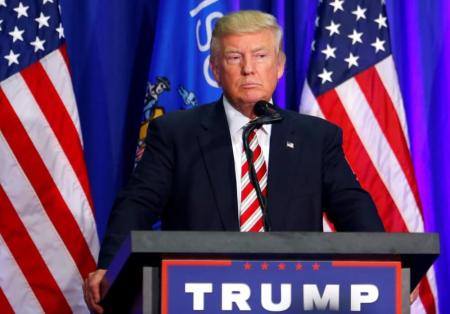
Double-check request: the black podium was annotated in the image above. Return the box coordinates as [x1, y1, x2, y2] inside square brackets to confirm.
[101, 231, 439, 314]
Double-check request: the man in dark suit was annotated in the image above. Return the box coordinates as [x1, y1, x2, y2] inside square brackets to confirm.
[84, 10, 384, 313]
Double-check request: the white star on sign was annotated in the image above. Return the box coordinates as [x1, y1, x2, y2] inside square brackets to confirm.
[35, 12, 51, 29]
[9, 26, 25, 43]
[329, 0, 344, 13]
[56, 23, 65, 39]
[43, 0, 54, 4]
[348, 29, 363, 45]
[0, 0, 6, 7]
[352, 5, 367, 21]
[30, 36, 46, 52]
[321, 44, 337, 60]
[325, 21, 341, 36]
[14, 2, 29, 18]
[344, 52, 359, 68]
[371, 37, 386, 53]
[4, 50, 20, 66]
[374, 13, 388, 29]
[318, 68, 333, 84]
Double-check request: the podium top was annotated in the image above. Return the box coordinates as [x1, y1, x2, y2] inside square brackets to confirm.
[110, 231, 438, 290]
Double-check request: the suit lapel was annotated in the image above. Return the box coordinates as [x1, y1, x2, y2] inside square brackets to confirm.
[266, 112, 302, 229]
[197, 100, 239, 230]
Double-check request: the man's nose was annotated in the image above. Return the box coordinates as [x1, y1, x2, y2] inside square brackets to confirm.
[241, 55, 254, 75]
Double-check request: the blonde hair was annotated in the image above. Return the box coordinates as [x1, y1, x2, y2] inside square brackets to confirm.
[210, 10, 284, 60]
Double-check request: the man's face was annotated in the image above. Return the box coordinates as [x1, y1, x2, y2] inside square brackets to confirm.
[211, 29, 285, 114]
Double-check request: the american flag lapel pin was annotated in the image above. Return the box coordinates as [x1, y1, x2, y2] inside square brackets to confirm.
[286, 141, 294, 149]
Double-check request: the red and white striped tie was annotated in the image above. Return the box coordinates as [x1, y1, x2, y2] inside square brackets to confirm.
[240, 129, 268, 232]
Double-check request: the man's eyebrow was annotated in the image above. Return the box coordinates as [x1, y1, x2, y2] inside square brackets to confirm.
[223, 47, 269, 54]
[223, 49, 241, 54]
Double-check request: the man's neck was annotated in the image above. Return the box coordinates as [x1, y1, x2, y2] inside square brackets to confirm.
[223, 95, 273, 120]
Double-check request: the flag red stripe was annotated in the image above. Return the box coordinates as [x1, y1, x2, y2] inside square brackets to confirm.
[419, 276, 437, 314]
[317, 89, 408, 231]
[0, 89, 96, 278]
[315, 86, 437, 312]
[0, 288, 15, 314]
[21, 61, 94, 212]
[59, 45, 71, 74]
[354, 68, 423, 215]
[0, 186, 72, 313]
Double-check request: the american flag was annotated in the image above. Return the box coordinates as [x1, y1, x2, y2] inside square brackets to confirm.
[300, 0, 438, 312]
[0, 0, 99, 313]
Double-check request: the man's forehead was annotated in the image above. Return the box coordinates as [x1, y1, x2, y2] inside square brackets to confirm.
[220, 31, 276, 52]
[223, 46, 270, 53]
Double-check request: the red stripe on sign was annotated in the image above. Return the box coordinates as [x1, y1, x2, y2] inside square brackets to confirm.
[0, 288, 15, 314]
[355, 67, 423, 216]
[21, 60, 95, 212]
[0, 186, 72, 313]
[317, 89, 408, 231]
[419, 277, 437, 314]
[0, 89, 96, 278]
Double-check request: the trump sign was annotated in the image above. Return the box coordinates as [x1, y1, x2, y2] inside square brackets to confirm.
[161, 260, 401, 313]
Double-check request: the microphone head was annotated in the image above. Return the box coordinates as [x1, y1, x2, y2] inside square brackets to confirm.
[249, 100, 283, 126]
[254, 100, 275, 117]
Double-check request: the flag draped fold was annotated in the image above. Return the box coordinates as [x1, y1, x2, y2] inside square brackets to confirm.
[0, 1, 99, 313]
[300, 1, 438, 313]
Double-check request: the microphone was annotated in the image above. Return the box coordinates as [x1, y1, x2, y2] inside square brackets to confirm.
[249, 100, 283, 126]
[241, 101, 283, 232]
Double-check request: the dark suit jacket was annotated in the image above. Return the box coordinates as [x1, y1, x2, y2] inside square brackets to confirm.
[98, 100, 384, 268]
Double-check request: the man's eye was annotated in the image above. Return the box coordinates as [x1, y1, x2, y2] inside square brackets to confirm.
[226, 55, 241, 64]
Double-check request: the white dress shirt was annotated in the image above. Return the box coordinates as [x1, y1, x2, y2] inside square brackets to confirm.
[223, 96, 272, 212]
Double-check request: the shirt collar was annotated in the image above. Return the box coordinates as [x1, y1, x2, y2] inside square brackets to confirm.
[223, 96, 272, 135]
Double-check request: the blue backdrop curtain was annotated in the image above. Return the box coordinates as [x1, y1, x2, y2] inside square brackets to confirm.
[60, 0, 449, 312]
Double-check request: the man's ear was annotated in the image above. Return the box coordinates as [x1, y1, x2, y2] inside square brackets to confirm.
[277, 52, 286, 79]
[210, 57, 221, 86]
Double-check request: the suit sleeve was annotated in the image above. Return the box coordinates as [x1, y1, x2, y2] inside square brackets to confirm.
[322, 125, 385, 232]
[97, 117, 173, 268]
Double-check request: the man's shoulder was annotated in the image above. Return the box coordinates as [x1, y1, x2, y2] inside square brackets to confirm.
[280, 108, 339, 132]
[151, 101, 218, 128]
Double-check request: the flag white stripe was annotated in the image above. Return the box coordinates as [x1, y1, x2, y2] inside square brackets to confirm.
[0, 235, 45, 314]
[411, 296, 427, 314]
[1, 73, 99, 257]
[424, 268, 439, 310]
[299, 81, 325, 118]
[0, 133, 87, 312]
[39, 50, 83, 143]
[335, 78, 424, 232]
[375, 56, 410, 147]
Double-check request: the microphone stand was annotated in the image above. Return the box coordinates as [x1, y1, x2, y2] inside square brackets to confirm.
[242, 107, 282, 232]
[242, 123, 270, 231]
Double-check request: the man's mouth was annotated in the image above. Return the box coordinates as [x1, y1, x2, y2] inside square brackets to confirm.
[241, 82, 260, 88]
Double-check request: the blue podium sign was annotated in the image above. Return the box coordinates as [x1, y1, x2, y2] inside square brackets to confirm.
[162, 260, 401, 314]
